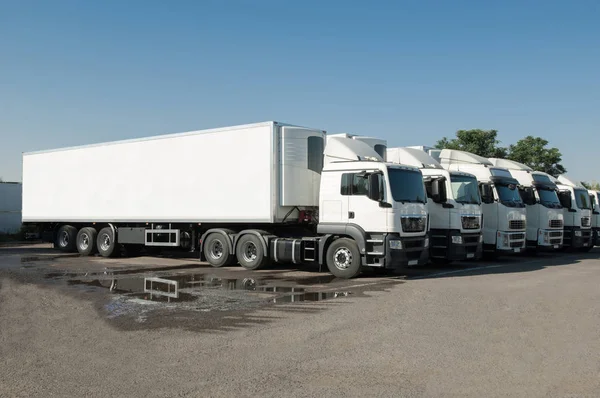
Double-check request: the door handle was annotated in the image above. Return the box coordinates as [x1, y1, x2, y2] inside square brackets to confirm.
[349, 211, 355, 219]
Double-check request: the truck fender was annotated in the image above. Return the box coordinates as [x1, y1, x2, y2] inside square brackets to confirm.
[200, 228, 236, 255]
[233, 229, 270, 255]
[316, 223, 368, 256]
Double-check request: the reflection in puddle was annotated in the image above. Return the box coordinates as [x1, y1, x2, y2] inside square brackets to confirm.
[67, 273, 352, 306]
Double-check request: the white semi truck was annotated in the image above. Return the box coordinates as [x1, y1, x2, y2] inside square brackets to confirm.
[21, 121, 430, 278]
[552, 175, 593, 251]
[488, 158, 564, 252]
[588, 189, 600, 247]
[432, 149, 527, 256]
[386, 147, 483, 264]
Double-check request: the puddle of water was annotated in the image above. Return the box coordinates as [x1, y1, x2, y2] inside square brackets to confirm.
[67, 273, 352, 308]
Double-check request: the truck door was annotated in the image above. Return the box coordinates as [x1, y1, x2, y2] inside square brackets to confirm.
[341, 172, 387, 233]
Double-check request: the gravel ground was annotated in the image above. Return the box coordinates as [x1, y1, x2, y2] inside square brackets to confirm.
[1, 246, 600, 397]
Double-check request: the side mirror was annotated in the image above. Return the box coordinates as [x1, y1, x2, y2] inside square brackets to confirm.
[431, 178, 447, 203]
[480, 184, 494, 204]
[520, 187, 536, 206]
[558, 191, 572, 209]
[367, 173, 383, 202]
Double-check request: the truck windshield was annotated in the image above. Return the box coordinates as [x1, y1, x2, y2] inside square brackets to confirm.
[495, 184, 524, 207]
[388, 168, 427, 204]
[574, 189, 591, 209]
[450, 175, 481, 204]
[537, 187, 561, 209]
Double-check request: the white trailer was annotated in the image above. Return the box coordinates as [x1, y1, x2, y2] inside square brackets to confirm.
[22, 121, 430, 278]
[588, 189, 600, 246]
[488, 159, 564, 252]
[552, 175, 593, 251]
[387, 147, 483, 264]
[434, 149, 527, 256]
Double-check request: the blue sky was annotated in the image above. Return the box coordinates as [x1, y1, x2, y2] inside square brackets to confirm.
[1, 0, 599, 182]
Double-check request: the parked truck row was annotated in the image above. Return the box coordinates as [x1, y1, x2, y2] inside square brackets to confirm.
[21, 121, 598, 279]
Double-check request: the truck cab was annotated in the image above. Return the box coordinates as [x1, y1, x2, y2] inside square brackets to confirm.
[435, 149, 527, 256]
[317, 137, 430, 277]
[589, 190, 600, 246]
[554, 175, 593, 251]
[387, 147, 483, 264]
[488, 159, 564, 252]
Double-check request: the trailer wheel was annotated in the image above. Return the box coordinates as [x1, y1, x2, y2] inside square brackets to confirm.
[204, 233, 234, 267]
[97, 227, 119, 258]
[56, 225, 77, 252]
[236, 234, 270, 270]
[326, 238, 361, 278]
[76, 227, 98, 256]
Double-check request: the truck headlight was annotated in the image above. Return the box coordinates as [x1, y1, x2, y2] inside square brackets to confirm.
[451, 236, 463, 245]
[479, 234, 483, 243]
[389, 240, 402, 250]
[424, 237, 430, 248]
[575, 230, 582, 237]
[503, 235, 509, 247]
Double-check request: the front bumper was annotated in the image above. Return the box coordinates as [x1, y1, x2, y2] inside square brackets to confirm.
[384, 234, 429, 269]
[495, 230, 526, 254]
[564, 226, 593, 248]
[429, 229, 482, 261]
[532, 228, 564, 251]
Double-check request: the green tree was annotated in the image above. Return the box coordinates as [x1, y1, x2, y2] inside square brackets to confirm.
[435, 129, 508, 158]
[506, 136, 566, 177]
[581, 181, 600, 190]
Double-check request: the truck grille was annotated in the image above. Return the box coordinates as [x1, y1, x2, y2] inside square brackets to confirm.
[582, 217, 591, 227]
[582, 230, 592, 238]
[549, 219, 563, 228]
[463, 235, 480, 245]
[549, 231, 562, 237]
[401, 217, 427, 233]
[510, 233, 525, 241]
[461, 216, 480, 230]
[509, 220, 526, 230]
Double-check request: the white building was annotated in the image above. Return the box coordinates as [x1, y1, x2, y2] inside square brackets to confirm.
[0, 182, 22, 233]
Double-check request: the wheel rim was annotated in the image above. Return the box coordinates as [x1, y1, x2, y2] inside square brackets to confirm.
[242, 241, 258, 263]
[79, 232, 90, 251]
[209, 239, 224, 259]
[59, 231, 69, 247]
[333, 247, 352, 270]
[99, 233, 111, 252]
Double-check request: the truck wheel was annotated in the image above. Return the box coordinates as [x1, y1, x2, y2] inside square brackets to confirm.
[204, 233, 234, 267]
[97, 227, 120, 258]
[326, 238, 361, 279]
[76, 227, 97, 256]
[236, 234, 270, 270]
[56, 225, 77, 252]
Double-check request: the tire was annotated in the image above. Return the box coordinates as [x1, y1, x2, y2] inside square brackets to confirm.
[96, 227, 120, 258]
[76, 227, 97, 256]
[56, 225, 77, 252]
[204, 233, 234, 267]
[325, 238, 362, 279]
[236, 234, 270, 270]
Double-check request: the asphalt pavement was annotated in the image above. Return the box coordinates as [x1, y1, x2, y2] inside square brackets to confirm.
[1, 244, 600, 397]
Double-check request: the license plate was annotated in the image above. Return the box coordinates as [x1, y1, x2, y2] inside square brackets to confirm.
[514, 248, 520, 252]
[408, 260, 418, 266]
[467, 253, 475, 258]
[554, 245, 559, 249]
